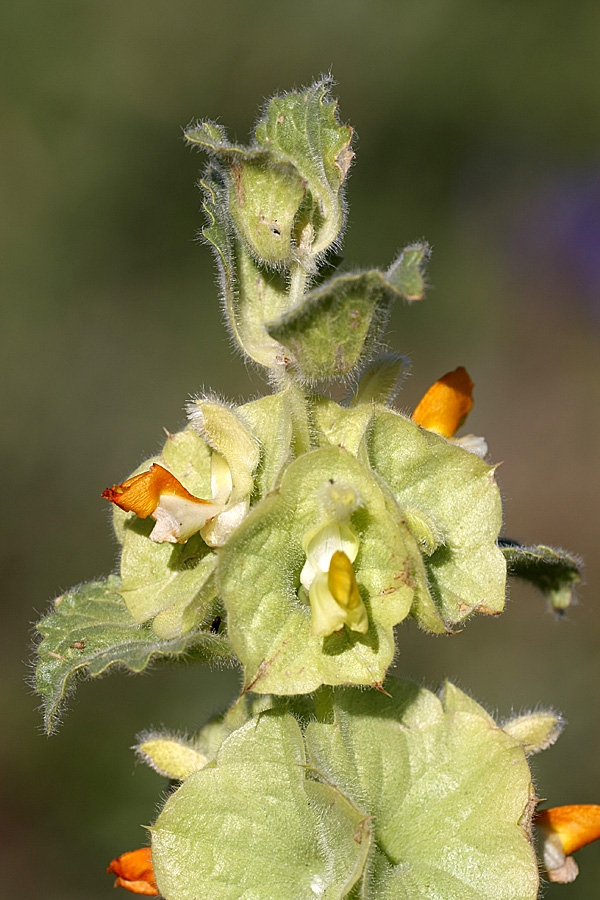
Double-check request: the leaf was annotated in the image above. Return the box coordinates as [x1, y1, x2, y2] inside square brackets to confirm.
[367, 408, 506, 628]
[441, 680, 496, 724]
[151, 681, 540, 899]
[199, 168, 290, 368]
[500, 540, 582, 612]
[120, 522, 217, 631]
[218, 446, 417, 694]
[312, 395, 375, 458]
[152, 711, 371, 900]
[266, 270, 408, 381]
[186, 80, 354, 370]
[193, 162, 299, 370]
[385, 242, 430, 300]
[35, 577, 233, 734]
[305, 678, 539, 900]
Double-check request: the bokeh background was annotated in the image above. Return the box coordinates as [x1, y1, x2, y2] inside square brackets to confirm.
[3, 2, 600, 897]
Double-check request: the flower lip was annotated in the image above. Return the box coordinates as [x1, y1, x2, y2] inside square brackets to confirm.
[103, 463, 224, 544]
[328, 549, 361, 610]
[102, 463, 214, 517]
[412, 366, 474, 438]
[107, 847, 159, 896]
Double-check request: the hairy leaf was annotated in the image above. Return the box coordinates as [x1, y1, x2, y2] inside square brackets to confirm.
[385, 242, 430, 300]
[266, 270, 409, 381]
[152, 711, 371, 900]
[500, 540, 582, 612]
[348, 353, 409, 407]
[254, 77, 354, 258]
[35, 578, 232, 733]
[306, 679, 539, 900]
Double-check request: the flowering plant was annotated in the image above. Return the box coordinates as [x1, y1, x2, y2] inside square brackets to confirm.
[34, 79, 592, 898]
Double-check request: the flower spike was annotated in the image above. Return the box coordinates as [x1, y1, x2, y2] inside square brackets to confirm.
[412, 366, 474, 438]
[107, 847, 159, 895]
[535, 804, 600, 883]
[103, 464, 223, 544]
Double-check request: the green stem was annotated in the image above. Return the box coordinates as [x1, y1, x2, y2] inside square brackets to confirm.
[287, 258, 310, 308]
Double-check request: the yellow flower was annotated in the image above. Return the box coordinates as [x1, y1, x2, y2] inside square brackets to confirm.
[300, 483, 368, 638]
[535, 804, 600, 883]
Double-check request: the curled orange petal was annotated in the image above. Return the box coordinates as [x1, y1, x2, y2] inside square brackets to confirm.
[103, 464, 212, 518]
[107, 847, 159, 895]
[536, 804, 600, 856]
[412, 366, 474, 438]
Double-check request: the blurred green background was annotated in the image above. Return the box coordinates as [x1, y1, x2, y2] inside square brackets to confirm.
[3, 1, 600, 897]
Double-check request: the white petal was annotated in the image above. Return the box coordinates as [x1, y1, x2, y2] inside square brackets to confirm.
[309, 572, 348, 637]
[302, 523, 359, 582]
[201, 499, 248, 547]
[152, 494, 223, 543]
[452, 433, 488, 458]
[211, 451, 233, 505]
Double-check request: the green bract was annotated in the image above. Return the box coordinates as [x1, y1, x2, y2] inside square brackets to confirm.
[367, 407, 506, 626]
[151, 679, 539, 900]
[116, 427, 217, 636]
[33, 81, 586, 896]
[219, 446, 417, 692]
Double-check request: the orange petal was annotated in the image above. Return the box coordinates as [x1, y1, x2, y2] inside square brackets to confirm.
[536, 805, 600, 855]
[103, 464, 212, 518]
[107, 847, 159, 895]
[412, 367, 474, 438]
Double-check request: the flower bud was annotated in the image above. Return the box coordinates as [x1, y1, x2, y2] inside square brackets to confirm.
[412, 367, 474, 438]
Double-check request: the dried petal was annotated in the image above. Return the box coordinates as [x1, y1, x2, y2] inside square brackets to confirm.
[107, 847, 159, 896]
[536, 804, 600, 856]
[103, 464, 222, 543]
[412, 366, 474, 438]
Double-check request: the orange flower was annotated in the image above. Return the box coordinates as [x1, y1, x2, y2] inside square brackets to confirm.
[535, 804, 600, 883]
[103, 464, 223, 544]
[107, 847, 159, 896]
[412, 366, 474, 438]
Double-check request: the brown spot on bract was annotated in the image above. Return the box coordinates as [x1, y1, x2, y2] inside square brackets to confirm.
[230, 160, 245, 206]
